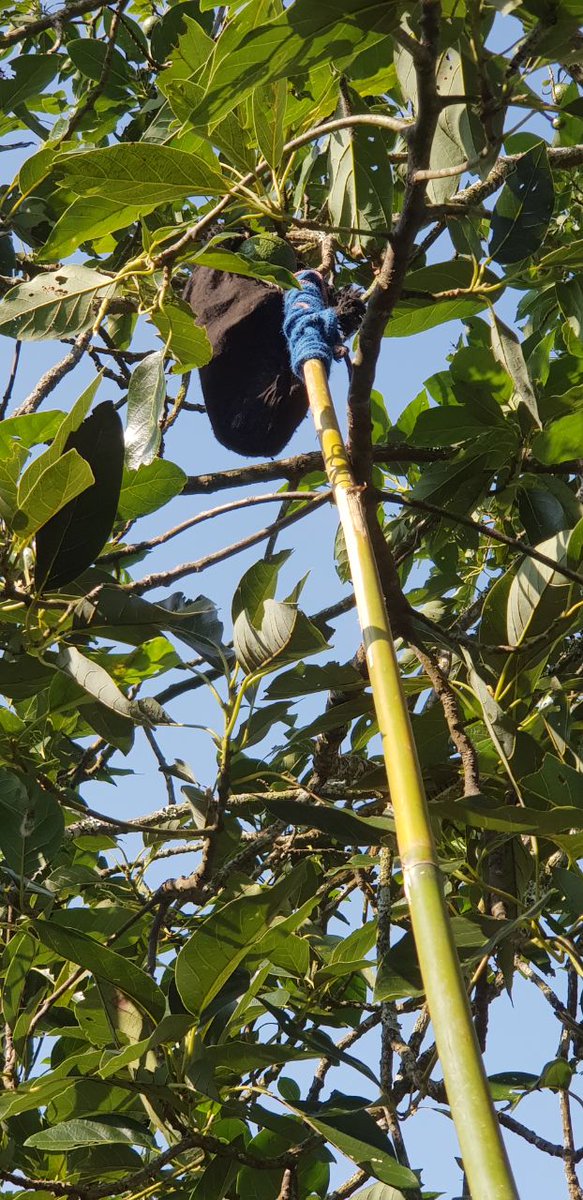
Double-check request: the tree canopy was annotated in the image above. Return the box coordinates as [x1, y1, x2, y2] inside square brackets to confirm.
[0, 1, 582, 1198]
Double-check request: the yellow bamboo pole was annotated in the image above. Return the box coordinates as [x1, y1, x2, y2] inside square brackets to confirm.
[302, 358, 519, 1200]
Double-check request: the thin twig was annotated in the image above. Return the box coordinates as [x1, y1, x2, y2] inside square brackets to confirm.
[100, 490, 324, 562]
[0, 340, 22, 419]
[12, 329, 92, 417]
[124, 494, 329, 595]
[379, 488, 583, 589]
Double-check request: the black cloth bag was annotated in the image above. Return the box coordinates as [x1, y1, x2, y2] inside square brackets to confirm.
[185, 267, 309, 457]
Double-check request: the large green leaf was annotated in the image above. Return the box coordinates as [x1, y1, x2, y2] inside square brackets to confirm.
[25, 1117, 152, 1151]
[234, 600, 328, 676]
[295, 1100, 419, 1190]
[507, 529, 572, 646]
[489, 143, 554, 264]
[0, 411, 64, 459]
[58, 143, 226, 204]
[232, 550, 291, 624]
[386, 260, 502, 337]
[0, 54, 62, 112]
[264, 796, 393, 844]
[150, 300, 212, 373]
[0, 771, 64, 876]
[18, 376, 100, 501]
[31, 920, 164, 1021]
[117, 459, 186, 521]
[39, 197, 147, 261]
[252, 77, 286, 170]
[124, 351, 166, 470]
[68, 39, 131, 93]
[13, 449, 94, 540]
[35, 402, 125, 591]
[176, 865, 312, 1015]
[0, 267, 116, 341]
[490, 313, 541, 426]
[186, 1, 405, 128]
[532, 412, 583, 464]
[327, 86, 393, 253]
[396, 42, 481, 204]
[192, 244, 299, 290]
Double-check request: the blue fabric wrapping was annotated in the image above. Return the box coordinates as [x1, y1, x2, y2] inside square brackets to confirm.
[283, 270, 340, 378]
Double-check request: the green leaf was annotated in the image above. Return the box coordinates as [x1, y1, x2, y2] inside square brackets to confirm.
[409, 404, 500, 446]
[327, 87, 393, 253]
[25, 1117, 150, 1151]
[53, 645, 138, 722]
[522, 755, 583, 810]
[532, 412, 583, 464]
[232, 550, 291, 624]
[266, 660, 363, 699]
[124, 352, 166, 470]
[252, 77, 286, 170]
[184, 1, 404, 128]
[375, 933, 423, 1002]
[0, 267, 115, 341]
[0, 654, 54, 701]
[117, 460, 186, 521]
[176, 866, 311, 1015]
[192, 245, 299, 290]
[35, 401, 124, 591]
[39, 197, 147, 261]
[150, 300, 212, 373]
[234, 600, 327, 676]
[490, 313, 541, 427]
[0, 55, 61, 112]
[0, 771, 64, 876]
[31, 920, 164, 1021]
[19, 376, 100, 502]
[0, 1076, 78, 1122]
[298, 1102, 419, 1190]
[0, 410, 64, 459]
[264, 797, 393, 844]
[396, 42, 481, 204]
[58, 143, 226, 204]
[13, 449, 94, 540]
[386, 260, 502, 337]
[68, 39, 131, 93]
[489, 143, 554, 264]
[352, 1186, 407, 1200]
[507, 529, 572, 646]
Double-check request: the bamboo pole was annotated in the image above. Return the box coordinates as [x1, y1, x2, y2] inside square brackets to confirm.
[302, 358, 519, 1200]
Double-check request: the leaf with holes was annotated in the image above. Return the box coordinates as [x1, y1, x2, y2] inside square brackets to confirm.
[0, 267, 116, 341]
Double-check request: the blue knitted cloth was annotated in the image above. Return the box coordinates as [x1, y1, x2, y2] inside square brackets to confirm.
[283, 270, 340, 378]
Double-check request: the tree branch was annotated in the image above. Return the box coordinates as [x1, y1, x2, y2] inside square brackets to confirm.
[0, 0, 112, 47]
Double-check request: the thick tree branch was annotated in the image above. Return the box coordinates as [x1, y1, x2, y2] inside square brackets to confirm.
[0, 0, 112, 47]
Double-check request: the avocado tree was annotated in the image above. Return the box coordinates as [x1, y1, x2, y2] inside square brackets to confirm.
[0, 2, 582, 1198]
